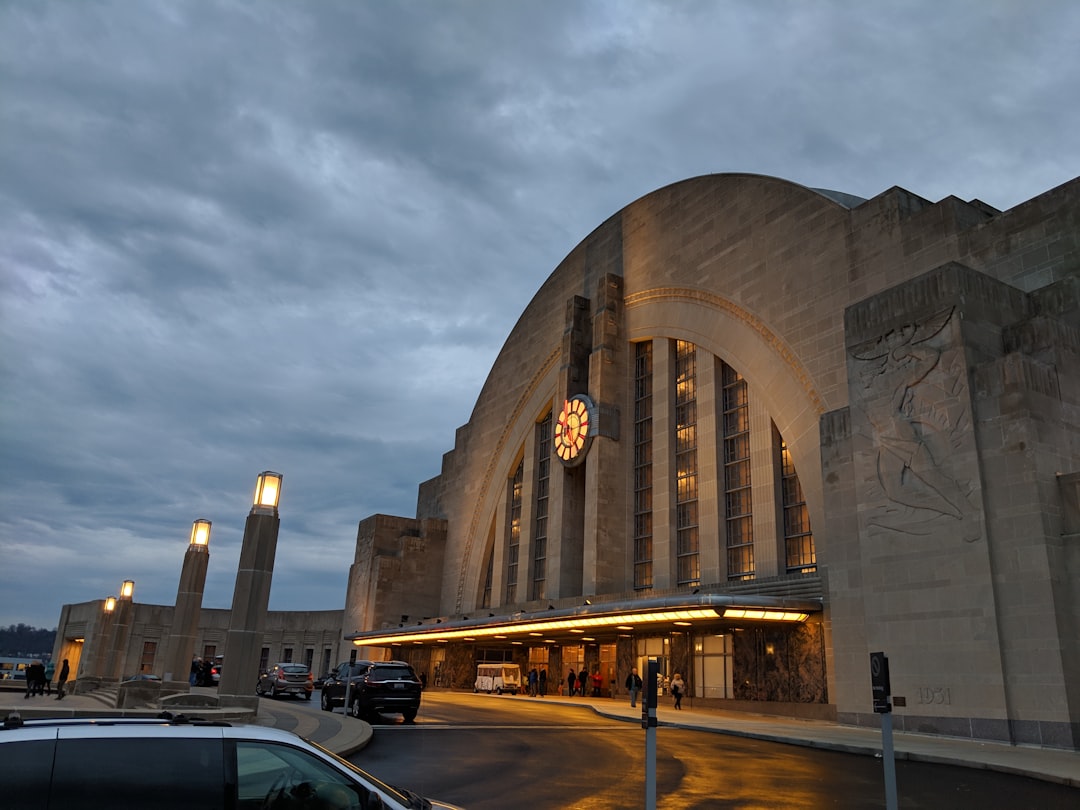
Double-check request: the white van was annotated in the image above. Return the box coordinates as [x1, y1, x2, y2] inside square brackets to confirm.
[474, 663, 521, 695]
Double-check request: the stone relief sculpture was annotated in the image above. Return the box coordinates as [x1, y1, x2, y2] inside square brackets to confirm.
[851, 306, 979, 540]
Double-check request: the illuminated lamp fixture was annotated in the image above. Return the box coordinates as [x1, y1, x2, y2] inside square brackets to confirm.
[104, 596, 117, 613]
[674, 621, 692, 626]
[529, 632, 543, 637]
[617, 626, 634, 631]
[722, 609, 810, 622]
[252, 470, 283, 511]
[583, 599, 592, 606]
[120, 580, 135, 600]
[570, 629, 585, 634]
[189, 519, 212, 548]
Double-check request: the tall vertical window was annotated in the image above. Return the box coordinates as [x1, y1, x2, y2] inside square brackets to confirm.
[723, 363, 754, 580]
[139, 641, 157, 675]
[633, 341, 654, 589]
[505, 459, 523, 604]
[675, 341, 700, 586]
[481, 545, 494, 609]
[532, 413, 552, 600]
[779, 432, 816, 573]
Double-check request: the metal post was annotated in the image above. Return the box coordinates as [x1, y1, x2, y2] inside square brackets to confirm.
[870, 651, 898, 810]
[643, 658, 658, 810]
[881, 711, 898, 810]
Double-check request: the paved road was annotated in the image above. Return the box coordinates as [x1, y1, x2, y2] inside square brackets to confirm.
[345, 692, 1079, 810]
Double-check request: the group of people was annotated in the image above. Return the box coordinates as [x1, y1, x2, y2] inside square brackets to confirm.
[564, 667, 607, 697]
[23, 658, 70, 700]
[525, 667, 548, 696]
[624, 666, 684, 710]
[189, 657, 216, 686]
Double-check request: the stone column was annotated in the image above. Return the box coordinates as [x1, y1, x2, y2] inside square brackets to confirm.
[106, 584, 135, 682]
[217, 473, 282, 704]
[161, 520, 211, 689]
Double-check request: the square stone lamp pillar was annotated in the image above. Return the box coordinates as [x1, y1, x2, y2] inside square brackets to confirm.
[216, 471, 283, 705]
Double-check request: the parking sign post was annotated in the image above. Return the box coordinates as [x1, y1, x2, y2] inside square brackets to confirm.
[642, 658, 658, 810]
[870, 651, 898, 810]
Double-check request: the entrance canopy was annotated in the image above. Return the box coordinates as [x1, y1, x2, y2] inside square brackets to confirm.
[345, 594, 822, 648]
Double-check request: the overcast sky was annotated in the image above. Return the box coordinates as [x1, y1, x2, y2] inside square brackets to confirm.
[2, 1, 1078, 630]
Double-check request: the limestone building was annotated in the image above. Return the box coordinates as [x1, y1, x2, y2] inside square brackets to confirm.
[343, 173, 1080, 750]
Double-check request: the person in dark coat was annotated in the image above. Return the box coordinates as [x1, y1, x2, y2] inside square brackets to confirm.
[625, 666, 643, 707]
[538, 668, 547, 697]
[24, 661, 45, 698]
[577, 669, 588, 697]
[567, 668, 576, 697]
[55, 659, 70, 700]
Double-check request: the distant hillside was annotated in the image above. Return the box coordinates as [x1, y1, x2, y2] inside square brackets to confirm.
[0, 624, 57, 657]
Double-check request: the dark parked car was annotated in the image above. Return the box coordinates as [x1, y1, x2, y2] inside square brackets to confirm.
[320, 660, 421, 721]
[256, 663, 313, 700]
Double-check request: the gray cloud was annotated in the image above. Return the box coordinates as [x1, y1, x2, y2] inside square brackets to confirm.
[2, 0, 1078, 628]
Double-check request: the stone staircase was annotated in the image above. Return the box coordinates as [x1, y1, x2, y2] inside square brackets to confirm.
[82, 684, 123, 708]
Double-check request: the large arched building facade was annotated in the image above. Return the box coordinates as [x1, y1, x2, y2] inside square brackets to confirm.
[344, 174, 1080, 749]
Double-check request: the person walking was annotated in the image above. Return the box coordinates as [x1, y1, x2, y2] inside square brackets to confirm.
[538, 668, 547, 697]
[577, 669, 588, 698]
[55, 658, 70, 700]
[671, 672, 685, 710]
[567, 668, 576, 697]
[528, 667, 538, 697]
[625, 666, 643, 707]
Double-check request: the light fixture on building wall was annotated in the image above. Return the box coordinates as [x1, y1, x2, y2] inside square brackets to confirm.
[120, 580, 135, 600]
[189, 519, 212, 548]
[252, 471, 283, 511]
[104, 596, 117, 613]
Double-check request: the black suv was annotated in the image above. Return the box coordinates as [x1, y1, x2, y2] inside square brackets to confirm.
[320, 660, 422, 722]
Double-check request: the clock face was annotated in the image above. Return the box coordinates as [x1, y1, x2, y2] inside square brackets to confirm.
[554, 395, 594, 464]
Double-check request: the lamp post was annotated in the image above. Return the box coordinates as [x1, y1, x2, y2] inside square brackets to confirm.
[217, 472, 282, 702]
[106, 580, 136, 681]
[82, 595, 117, 687]
[161, 519, 212, 689]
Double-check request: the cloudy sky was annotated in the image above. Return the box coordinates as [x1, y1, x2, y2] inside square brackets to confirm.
[2, 1, 1078, 630]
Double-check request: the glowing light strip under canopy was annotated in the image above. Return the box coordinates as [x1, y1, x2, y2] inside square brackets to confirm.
[351, 606, 810, 646]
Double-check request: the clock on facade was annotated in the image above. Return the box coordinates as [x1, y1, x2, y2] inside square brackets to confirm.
[554, 394, 596, 465]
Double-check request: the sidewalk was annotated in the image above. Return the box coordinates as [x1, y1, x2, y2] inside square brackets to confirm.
[517, 692, 1080, 788]
[3, 688, 1077, 788]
